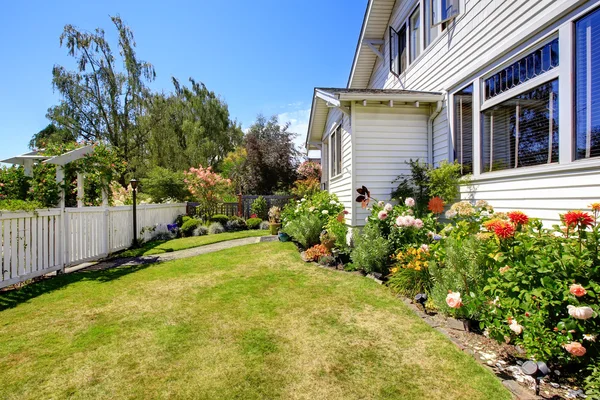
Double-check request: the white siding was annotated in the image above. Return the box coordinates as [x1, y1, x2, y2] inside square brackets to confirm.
[362, 0, 600, 225]
[353, 104, 430, 225]
[323, 109, 354, 225]
[460, 168, 600, 226]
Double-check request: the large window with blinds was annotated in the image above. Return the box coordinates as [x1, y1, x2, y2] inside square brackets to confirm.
[575, 8, 600, 160]
[453, 85, 473, 175]
[482, 80, 559, 172]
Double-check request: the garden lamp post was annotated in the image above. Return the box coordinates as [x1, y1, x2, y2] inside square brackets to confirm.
[130, 179, 139, 248]
[521, 360, 550, 396]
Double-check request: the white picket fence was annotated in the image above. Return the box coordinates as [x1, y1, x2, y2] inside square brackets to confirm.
[0, 203, 186, 289]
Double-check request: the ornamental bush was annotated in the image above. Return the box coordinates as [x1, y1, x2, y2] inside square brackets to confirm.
[350, 224, 391, 274]
[208, 222, 225, 235]
[226, 216, 247, 232]
[282, 213, 322, 249]
[209, 214, 229, 226]
[246, 217, 262, 229]
[180, 218, 202, 237]
[184, 165, 231, 217]
[250, 196, 268, 220]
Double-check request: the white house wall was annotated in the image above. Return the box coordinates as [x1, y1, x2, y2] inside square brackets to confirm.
[358, 0, 600, 226]
[323, 108, 354, 225]
[353, 104, 430, 226]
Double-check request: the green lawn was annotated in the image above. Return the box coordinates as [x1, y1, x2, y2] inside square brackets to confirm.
[0, 242, 510, 400]
[117, 229, 270, 257]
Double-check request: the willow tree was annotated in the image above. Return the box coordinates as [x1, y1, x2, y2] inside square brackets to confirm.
[48, 15, 155, 178]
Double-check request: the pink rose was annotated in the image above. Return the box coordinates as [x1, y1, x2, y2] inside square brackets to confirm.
[414, 219, 424, 229]
[567, 305, 595, 320]
[405, 197, 415, 207]
[509, 319, 523, 335]
[570, 284, 587, 297]
[446, 291, 462, 309]
[384, 203, 393, 212]
[377, 210, 388, 220]
[564, 342, 586, 357]
[395, 216, 406, 226]
[420, 244, 429, 252]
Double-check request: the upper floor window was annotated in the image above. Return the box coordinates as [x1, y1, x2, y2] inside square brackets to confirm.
[484, 38, 559, 100]
[482, 80, 559, 173]
[453, 85, 473, 175]
[330, 125, 342, 177]
[390, 25, 407, 76]
[432, 0, 460, 25]
[410, 7, 421, 62]
[424, 0, 439, 47]
[575, 8, 600, 160]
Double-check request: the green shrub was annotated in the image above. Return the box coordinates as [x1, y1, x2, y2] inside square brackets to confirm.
[226, 216, 247, 231]
[250, 196, 268, 220]
[429, 236, 489, 319]
[210, 214, 229, 226]
[140, 166, 190, 203]
[175, 214, 188, 227]
[0, 199, 44, 212]
[246, 218, 262, 229]
[193, 226, 208, 236]
[325, 218, 349, 254]
[282, 213, 322, 249]
[350, 224, 391, 274]
[208, 222, 225, 234]
[427, 160, 465, 203]
[181, 218, 202, 237]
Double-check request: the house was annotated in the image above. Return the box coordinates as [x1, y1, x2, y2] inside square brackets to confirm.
[306, 0, 600, 228]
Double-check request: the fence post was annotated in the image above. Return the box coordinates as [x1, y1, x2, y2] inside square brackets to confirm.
[61, 209, 69, 271]
[103, 206, 109, 257]
[237, 193, 243, 217]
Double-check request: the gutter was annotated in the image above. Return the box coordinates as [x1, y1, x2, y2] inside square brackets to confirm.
[428, 97, 444, 166]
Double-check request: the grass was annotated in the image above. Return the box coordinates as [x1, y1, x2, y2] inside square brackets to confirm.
[0, 242, 511, 400]
[117, 229, 270, 257]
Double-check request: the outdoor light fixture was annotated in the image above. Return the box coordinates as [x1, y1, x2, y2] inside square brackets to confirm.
[521, 360, 550, 396]
[130, 179, 139, 248]
[415, 293, 428, 313]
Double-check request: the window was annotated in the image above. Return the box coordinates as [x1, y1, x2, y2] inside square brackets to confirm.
[482, 80, 559, 172]
[484, 38, 559, 100]
[424, 0, 438, 47]
[410, 7, 421, 62]
[330, 125, 342, 177]
[389, 24, 407, 76]
[432, 0, 460, 25]
[575, 8, 600, 160]
[454, 85, 473, 175]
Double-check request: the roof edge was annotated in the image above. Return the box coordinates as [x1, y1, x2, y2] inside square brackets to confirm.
[347, 0, 374, 89]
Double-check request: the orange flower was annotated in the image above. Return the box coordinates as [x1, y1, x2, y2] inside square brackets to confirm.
[569, 283, 587, 297]
[493, 220, 515, 239]
[590, 203, 600, 212]
[564, 210, 594, 229]
[507, 211, 529, 225]
[483, 218, 504, 232]
[428, 196, 445, 214]
[564, 342, 586, 357]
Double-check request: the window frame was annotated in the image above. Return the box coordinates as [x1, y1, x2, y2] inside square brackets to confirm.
[452, 84, 474, 176]
[409, 6, 422, 63]
[329, 123, 343, 180]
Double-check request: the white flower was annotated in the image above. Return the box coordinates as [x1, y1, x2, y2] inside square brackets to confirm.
[330, 200, 337, 205]
[365, 217, 369, 222]
[378, 200, 385, 207]
[567, 305, 595, 320]
[509, 319, 523, 335]
[405, 197, 415, 207]
[322, 210, 329, 215]
[294, 209, 299, 213]
[396, 216, 406, 226]
[420, 244, 429, 252]
[384, 203, 393, 212]
[309, 206, 315, 212]
[301, 198, 306, 202]
[583, 334, 597, 342]
[445, 210, 457, 219]
[480, 211, 490, 217]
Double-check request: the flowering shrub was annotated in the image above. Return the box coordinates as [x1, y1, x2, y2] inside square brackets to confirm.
[304, 244, 331, 262]
[250, 196, 268, 220]
[184, 165, 231, 218]
[387, 246, 432, 297]
[283, 190, 344, 227]
[297, 160, 322, 180]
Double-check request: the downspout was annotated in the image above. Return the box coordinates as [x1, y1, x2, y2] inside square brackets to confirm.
[428, 97, 444, 166]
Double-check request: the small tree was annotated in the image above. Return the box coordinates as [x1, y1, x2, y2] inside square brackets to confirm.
[184, 165, 231, 218]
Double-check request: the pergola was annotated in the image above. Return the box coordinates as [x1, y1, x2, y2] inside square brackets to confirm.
[1, 145, 107, 208]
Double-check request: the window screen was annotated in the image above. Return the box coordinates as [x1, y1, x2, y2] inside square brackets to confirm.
[482, 80, 559, 172]
[575, 8, 600, 159]
[454, 85, 473, 175]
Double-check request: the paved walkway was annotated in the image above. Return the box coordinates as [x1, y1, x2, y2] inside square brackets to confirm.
[66, 235, 279, 273]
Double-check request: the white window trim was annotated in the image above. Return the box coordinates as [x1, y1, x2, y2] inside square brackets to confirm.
[329, 124, 343, 181]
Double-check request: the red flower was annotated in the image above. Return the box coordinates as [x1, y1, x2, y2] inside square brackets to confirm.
[483, 218, 503, 232]
[428, 196, 445, 214]
[508, 211, 529, 225]
[493, 220, 515, 239]
[564, 210, 594, 229]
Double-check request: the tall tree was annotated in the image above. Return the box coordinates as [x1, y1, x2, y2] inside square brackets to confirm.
[142, 78, 243, 172]
[29, 124, 77, 149]
[243, 115, 299, 194]
[48, 15, 155, 178]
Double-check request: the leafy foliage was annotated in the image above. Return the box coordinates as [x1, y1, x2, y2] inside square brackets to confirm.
[141, 166, 190, 203]
[208, 222, 225, 235]
[180, 218, 202, 237]
[350, 224, 391, 274]
[184, 165, 231, 218]
[226, 216, 247, 232]
[282, 213, 322, 249]
[250, 196, 268, 220]
[246, 218, 262, 230]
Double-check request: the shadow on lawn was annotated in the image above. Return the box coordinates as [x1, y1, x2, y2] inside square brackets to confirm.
[0, 262, 152, 312]
[111, 240, 168, 258]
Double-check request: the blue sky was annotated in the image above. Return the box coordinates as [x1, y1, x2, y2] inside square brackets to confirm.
[0, 0, 367, 161]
